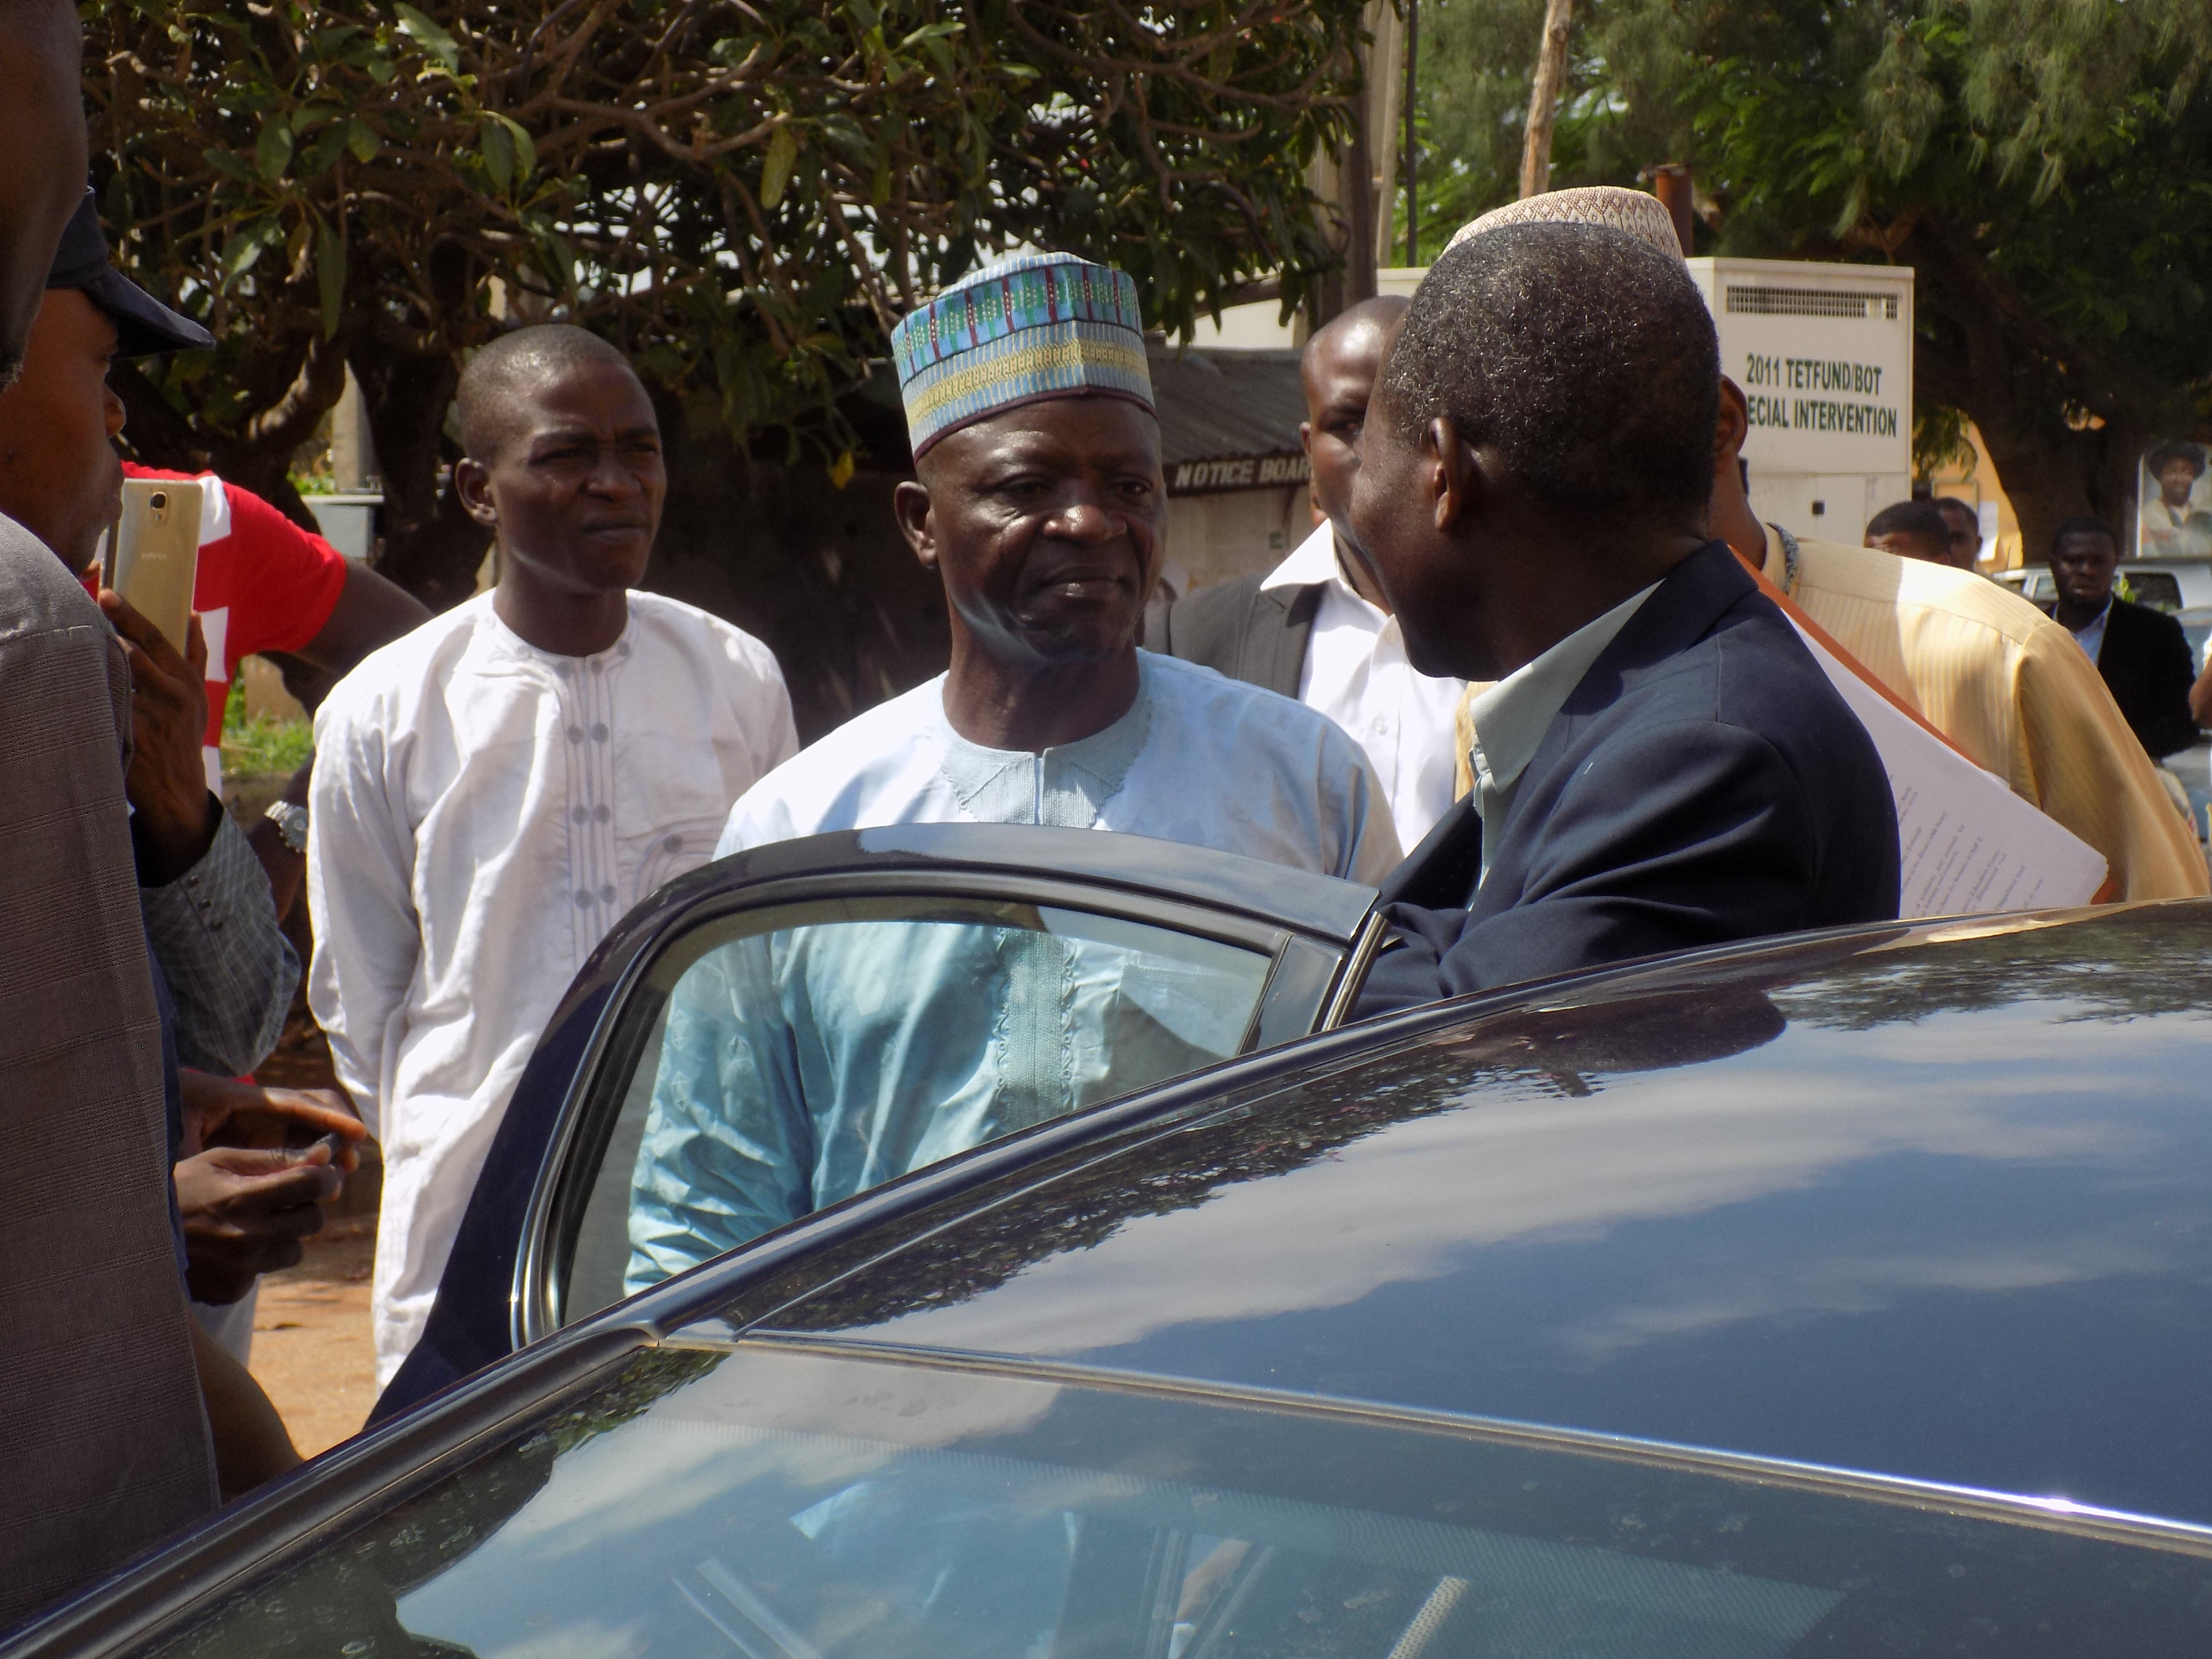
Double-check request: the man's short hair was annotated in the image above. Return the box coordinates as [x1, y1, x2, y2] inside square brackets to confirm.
[1866, 500, 1950, 546]
[1379, 221, 1719, 524]
[2051, 514, 2118, 556]
[1933, 495, 1975, 521]
[456, 324, 636, 461]
[2147, 441, 2206, 478]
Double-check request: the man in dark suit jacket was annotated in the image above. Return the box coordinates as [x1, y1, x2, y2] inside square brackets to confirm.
[1154, 300, 1408, 695]
[1347, 220, 1900, 1015]
[1153, 296, 1467, 844]
[2046, 515, 2200, 760]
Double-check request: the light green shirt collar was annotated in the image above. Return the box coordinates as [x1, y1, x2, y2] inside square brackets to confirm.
[1468, 580, 1660, 881]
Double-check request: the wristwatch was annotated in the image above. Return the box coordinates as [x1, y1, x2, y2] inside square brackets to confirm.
[264, 799, 310, 854]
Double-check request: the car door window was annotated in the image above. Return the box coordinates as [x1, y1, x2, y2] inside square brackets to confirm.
[556, 896, 1278, 1324]
[140, 1342, 2212, 1659]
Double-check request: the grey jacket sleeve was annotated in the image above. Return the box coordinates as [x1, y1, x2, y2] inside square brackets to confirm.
[140, 809, 298, 1075]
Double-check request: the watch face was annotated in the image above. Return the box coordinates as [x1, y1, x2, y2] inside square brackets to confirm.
[270, 803, 310, 853]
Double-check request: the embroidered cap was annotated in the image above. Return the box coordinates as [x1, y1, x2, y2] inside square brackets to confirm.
[890, 252, 1154, 460]
[1446, 186, 1685, 262]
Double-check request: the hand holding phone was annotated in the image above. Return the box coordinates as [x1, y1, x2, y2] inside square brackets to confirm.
[102, 587, 216, 884]
[112, 478, 201, 656]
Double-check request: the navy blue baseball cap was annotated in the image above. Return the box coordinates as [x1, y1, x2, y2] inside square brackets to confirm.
[46, 191, 213, 357]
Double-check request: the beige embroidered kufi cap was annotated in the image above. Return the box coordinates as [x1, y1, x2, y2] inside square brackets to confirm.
[1445, 186, 1684, 261]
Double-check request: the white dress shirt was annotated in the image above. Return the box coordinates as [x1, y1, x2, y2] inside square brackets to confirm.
[1467, 581, 1659, 884]
[308, 591, 797, 1383]
[720, 649, 1402, 886]
[2066, 599, 2113, 665]
[1261, 523, 1465, 843]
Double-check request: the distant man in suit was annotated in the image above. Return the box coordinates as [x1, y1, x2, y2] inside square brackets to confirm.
[1933, 497, 1984, 570]
[2047, 515, 2198, 760]
[1153, 297, 1466, 842]
[1349, 221, 1899, 1014]
[1863, 499, 1953, 566]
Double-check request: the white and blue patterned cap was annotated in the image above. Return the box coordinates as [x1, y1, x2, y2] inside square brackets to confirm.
[890, 252, 1154, 459]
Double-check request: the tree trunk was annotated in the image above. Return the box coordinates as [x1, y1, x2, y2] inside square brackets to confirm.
[1519, 0, 1575, 200]
[1906, 213, 2170, 568]
[351, 345, 490, 612]
[112, 348, 345, 538]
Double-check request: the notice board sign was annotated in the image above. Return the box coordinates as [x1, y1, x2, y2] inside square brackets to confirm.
[1686, 257, 1915, 481]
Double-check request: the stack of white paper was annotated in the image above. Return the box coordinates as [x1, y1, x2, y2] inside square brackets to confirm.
[1785, 619, 2109, 919]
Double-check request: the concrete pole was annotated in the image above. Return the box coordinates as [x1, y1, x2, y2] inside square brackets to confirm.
[1517, 0, 1575, 200]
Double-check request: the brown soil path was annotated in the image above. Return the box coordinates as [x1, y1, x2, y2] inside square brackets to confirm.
[249, 1219, 379, 1458]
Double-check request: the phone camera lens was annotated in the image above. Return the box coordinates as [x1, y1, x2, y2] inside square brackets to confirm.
[148, 492, 168, 510]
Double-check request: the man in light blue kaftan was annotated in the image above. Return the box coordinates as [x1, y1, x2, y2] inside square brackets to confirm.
[622, 253, 1400, 1291]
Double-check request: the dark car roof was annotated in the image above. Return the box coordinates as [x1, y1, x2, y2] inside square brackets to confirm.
[717, 901, 2212, 1528]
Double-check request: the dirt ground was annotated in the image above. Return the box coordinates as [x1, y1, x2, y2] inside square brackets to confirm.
[219, 780, 386, 1457]
[249, 1217, 379, 1458]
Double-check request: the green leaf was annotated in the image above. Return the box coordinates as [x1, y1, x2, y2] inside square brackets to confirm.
[300, 122, 349, 178]
[480, 117, 514, 190]
[224, 218, 279, 282]
[898, 20, 964, 48]
[493, 113, 535, 182]
[315, 219, 345, 339]
[255, 118, 294, 183]
[346, 118, 380, 164]
[203, 147, 257, 183]
[394, 3, 460, 73]
[761, 124, 799, 209]
[845, 0, 880, 32]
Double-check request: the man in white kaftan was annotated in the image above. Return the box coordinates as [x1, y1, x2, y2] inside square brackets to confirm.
[621, 253, 1397, 1290]
[310, 328, 796, 1383]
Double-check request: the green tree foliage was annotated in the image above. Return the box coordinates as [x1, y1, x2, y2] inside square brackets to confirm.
[1397, 0, 2212, 558]
[85, 0, 1368, 605]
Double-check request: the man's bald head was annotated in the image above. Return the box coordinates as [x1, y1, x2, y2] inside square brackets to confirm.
[458, 324, 638, 462]
[1301, 295, 1407, 404]
[1301, 296, 1410, 576]
[0, 0, 88, 387]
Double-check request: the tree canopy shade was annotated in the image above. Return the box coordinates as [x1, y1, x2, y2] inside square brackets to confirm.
[1396, 0, 2212, 562]
[86, 0, 1369, 606]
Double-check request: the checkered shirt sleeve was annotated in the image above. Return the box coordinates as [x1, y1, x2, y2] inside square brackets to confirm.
[140, 810, 298, 1075]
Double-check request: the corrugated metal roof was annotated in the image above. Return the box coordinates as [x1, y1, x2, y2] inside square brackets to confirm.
[1148, 346, 1306, 471]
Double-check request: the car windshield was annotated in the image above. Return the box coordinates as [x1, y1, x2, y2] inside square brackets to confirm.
[145, 1340, 2212, 1659]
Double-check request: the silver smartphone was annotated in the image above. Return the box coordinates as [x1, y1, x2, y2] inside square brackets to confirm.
[112, 477, 202, 656]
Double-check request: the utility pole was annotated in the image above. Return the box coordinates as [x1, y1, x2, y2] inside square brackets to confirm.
[1403, 0, 1419, 265]
[1517, 0, 1574, 200]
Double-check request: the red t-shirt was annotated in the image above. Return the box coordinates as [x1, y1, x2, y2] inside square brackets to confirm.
[121, 465, 350, 785]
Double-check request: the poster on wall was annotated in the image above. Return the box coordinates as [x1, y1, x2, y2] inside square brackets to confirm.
[2139, 441, 2212, 559]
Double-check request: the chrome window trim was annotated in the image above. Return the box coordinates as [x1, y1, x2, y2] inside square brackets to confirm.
[718, 1331, 2212, 1562]
[1316, 907, 1392, 1030]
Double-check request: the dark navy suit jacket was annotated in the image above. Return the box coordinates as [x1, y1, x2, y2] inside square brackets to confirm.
[1358, 541, 1901, 1015]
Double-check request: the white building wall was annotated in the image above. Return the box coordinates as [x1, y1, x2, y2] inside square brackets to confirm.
[1166, 486, 1314, 594]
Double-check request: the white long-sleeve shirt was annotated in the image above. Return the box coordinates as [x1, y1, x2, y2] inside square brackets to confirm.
[308, 591, 796, 1384]
[1262, 523, 1466, 845]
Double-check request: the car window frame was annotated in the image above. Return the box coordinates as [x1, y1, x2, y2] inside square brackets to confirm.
[511, 864, 1373, 1350]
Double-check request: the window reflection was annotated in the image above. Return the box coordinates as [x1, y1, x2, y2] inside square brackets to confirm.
[150, 1344, 2212, 1659]
[562, 899, 1273, 1322]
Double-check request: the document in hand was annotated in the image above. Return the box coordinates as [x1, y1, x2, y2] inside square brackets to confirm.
[1750, 571, 2109, 919]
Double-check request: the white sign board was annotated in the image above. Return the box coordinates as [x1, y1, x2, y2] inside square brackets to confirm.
[1685, 258, 1915, 480]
